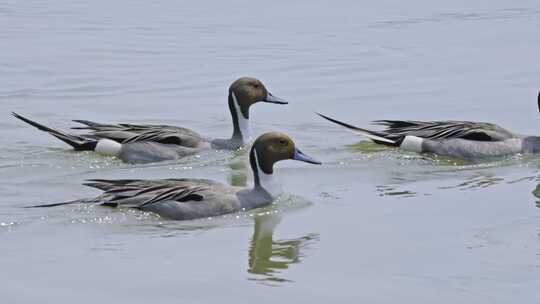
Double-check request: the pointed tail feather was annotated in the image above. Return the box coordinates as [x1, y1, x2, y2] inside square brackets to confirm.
[12, 112, 97, 151]
[316, 113, 398, 145]
[23, 198, 88, 208]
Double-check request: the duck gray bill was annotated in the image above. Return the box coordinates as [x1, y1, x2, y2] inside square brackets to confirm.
[262, 92, 288, 104]
[292, 148, 322, 164]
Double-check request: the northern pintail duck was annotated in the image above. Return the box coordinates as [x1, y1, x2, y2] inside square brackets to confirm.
[317, 93, 540, 159]
[12, 77, 287, 164]
[28, 132, 321, 220]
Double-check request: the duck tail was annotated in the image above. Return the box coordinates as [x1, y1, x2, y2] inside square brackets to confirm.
[11, 112, 98, 151]
[316, 112, 398, 146]
[23, 198, 89, 208]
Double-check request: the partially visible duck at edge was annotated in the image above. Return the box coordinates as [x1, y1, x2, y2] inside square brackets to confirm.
[12, 77, 288, 164]
[317, 91, 540, 160]
[27, 132, 321, 221]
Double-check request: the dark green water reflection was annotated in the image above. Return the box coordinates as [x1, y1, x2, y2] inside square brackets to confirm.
[248, 214, 319, 285]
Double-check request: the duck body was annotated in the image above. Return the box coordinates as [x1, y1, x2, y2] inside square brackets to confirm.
[318, 113, 540, 160]
[80, 122, 214, 163]
[80, 178, 254, 220]
[403, 132, 524, 159]
[12, 77, 287, 164]
[375, 119, 527, 159]
[28, 132, 321, 220]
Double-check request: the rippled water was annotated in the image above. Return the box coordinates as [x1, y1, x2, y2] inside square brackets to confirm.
[1, 0, 539, 302]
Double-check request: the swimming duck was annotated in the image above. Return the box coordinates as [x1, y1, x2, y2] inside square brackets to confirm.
[12, 77, 287, 164]
[317, 93, 540, 159]
[28, 132, 321, 220]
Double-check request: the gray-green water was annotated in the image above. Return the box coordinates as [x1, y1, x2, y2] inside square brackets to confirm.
[1, 0, 539, 302]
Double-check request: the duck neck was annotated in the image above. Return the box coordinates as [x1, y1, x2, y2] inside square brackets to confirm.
[228, 91, 251, 145]
[522, 136, 540, 153]
[249, 147, 282, 199]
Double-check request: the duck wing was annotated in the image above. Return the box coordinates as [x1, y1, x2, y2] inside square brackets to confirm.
[72, 121, 205, 147]
[317, 113, 518, 146]
[12, 113, 207, 150]
[373, 120, 516, 142]
[83, 178, 220, 208]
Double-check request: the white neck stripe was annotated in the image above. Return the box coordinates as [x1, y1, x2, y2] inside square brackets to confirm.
[253, 148, 282, 198]
[232, 92, 251, 143]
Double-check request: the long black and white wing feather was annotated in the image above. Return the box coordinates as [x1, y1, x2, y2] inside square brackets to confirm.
[373, 120, 516, 142]
[317, 113, 517, 144]
[72, 121, 205, 146]
[83, 178, 218, 208]
[27, 179, 217, 208]
[12, 113, 206, 150]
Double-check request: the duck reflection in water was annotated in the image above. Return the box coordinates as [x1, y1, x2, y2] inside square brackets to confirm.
[248, 214, 319, 284]
[532, 184, 540, 209]
[226, 150, 319, 283]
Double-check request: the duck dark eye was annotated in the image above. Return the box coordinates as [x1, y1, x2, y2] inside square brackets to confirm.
[253, 83, 260, 88]
[279, 139, 287, 145]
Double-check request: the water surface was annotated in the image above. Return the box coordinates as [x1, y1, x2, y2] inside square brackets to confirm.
[1, 0, 539, 302]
